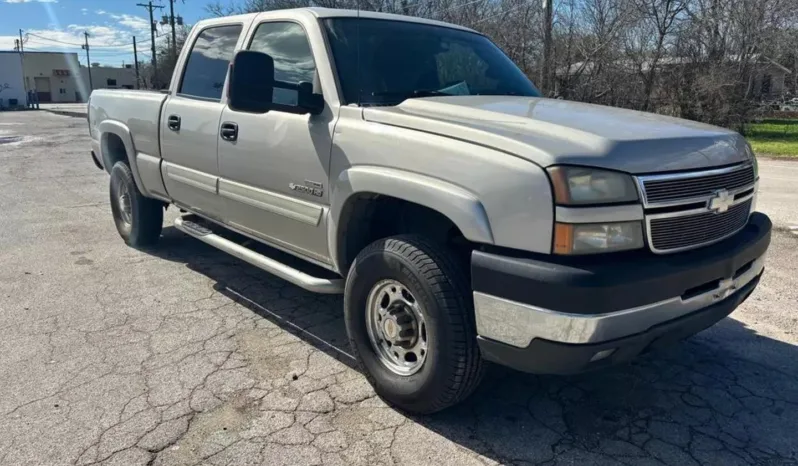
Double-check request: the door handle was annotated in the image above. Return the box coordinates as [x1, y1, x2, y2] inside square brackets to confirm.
[167, 114, 181, 131]
[220, 122, 238, 141]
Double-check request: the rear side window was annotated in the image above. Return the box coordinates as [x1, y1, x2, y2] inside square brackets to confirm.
[179, 24, 242, 100]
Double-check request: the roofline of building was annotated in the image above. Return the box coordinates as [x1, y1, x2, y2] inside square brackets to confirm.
[0, 50, 79, 55]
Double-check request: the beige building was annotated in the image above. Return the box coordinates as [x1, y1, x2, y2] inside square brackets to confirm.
[20, 51, 86, 103]
[16, 51, 138, 103]
[81, 64, 137, 93]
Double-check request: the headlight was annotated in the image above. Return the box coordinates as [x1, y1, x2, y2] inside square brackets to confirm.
[554, 221, 644, 254]
[745, 143, 758, 177]
[548, 166, 638, 205]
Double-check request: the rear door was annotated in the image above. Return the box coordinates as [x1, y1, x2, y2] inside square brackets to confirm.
[159, 23, 244, 220]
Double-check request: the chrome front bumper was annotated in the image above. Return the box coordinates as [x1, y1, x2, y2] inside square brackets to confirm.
[474, 255, 764, 348]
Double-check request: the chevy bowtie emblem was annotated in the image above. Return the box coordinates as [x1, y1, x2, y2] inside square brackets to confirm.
[708, 189, 733, 214]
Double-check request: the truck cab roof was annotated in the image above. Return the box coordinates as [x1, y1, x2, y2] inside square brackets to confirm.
[193, 7, 478, 34]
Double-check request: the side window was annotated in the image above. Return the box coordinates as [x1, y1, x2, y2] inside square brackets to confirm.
[248, 22, 316, 107]
[179, 24, 242, 100]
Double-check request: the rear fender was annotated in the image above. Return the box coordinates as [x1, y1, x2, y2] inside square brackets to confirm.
[98, 120, 164, 200]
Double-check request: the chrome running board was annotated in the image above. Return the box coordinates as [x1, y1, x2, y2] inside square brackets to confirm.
[174, 216, 344, 294]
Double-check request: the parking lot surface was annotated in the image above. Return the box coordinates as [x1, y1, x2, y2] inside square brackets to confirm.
[1, 111, 797, 465]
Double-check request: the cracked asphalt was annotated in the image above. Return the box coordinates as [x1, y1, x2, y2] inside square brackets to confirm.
[1, 111, 797, 466]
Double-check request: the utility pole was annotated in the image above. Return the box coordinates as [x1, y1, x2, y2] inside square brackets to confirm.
[168, 0, 177, 61]
[82, 31, 93, 91]
[160, 1, 183, 63]
[541, 0, 554, 96]
[133, 36, 141, 90]
[138, 1, 164, 88]
[18, 29, 27, 96]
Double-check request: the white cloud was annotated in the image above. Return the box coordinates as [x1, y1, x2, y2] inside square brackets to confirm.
[110, 14, 152, 34]
[96, 10, 107, 15]
[4, 0, 59, 3]
[1, 11, 166, 66]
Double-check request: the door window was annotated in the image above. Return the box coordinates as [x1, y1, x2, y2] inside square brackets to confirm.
[248, 22, 316, 107]
[179, 24, 243, 101]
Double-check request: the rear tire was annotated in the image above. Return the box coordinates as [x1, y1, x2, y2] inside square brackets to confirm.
[344, 235, 485, 414]
[109, 161, 163, 247]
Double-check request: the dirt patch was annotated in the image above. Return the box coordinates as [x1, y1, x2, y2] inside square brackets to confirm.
[154, 394, 262, 464]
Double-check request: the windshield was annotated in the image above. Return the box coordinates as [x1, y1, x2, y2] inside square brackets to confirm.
[323, 18, 540, 106]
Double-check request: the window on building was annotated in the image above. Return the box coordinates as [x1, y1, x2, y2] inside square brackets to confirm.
[107, 78, 117, 86]
[59, 88, 66, 94]
[247, 22, 316, 107]
[179, 24, 243, 100]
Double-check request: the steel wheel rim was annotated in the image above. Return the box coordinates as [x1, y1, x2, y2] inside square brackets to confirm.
[118, 184, 133, 226]
[365, 279, 429, 376]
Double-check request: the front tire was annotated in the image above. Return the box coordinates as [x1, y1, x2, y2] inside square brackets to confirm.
[109, 161, 163, 247]
[344, 235, 485, 414]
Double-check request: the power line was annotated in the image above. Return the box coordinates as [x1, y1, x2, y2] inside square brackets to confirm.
[82, 50, 138, 57]
[25, 33, 84, 46]
[24, 41, 146, 54]
[25, 32, 151, 48]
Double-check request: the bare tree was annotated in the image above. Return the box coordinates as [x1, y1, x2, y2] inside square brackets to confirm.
[203, 0, 798, 127]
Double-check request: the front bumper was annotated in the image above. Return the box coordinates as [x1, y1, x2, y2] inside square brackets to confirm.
[471, 212, 771, 375]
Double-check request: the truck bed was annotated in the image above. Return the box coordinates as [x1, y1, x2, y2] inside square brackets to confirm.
[88, 89, 168, 160]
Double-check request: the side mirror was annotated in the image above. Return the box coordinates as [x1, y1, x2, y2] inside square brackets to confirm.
[229, 50, 274, 114]
[296, 81, 324, 115]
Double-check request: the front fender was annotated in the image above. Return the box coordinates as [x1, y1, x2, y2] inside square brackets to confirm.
[328, 166, 494, 270]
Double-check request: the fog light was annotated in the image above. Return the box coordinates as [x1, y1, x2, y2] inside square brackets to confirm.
[589, 348, 616, 362]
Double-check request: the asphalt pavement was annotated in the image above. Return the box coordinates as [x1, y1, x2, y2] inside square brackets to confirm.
[1, 111, 797, 466]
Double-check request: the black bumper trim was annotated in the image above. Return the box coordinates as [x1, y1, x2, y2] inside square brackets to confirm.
[478, 271, 761, 375]
[90, 150, 104, 171]
[472, 212, 771, 315]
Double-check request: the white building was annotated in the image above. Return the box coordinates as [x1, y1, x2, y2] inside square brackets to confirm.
[0, 51, 139, 104]
[0, 52, 27, 108]
[16, 51, 86, 103]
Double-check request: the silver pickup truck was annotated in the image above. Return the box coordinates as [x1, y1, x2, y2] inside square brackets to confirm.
[88, 8, 771, 414]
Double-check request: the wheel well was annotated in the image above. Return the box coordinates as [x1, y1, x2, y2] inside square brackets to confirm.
[102, 133, 128, 173]
[336, 193, 471, 274]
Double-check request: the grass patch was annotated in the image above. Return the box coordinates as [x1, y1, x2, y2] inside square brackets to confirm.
[744, 119, 798, 157]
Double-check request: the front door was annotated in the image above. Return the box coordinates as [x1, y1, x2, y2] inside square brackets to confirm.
[217, 21, 334, 264]
[159, 23, 243, 220]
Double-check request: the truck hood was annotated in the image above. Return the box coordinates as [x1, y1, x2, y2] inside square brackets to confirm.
[362, 96, 752, 174]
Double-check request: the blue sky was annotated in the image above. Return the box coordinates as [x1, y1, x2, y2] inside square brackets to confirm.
[0, 0, 209, 66]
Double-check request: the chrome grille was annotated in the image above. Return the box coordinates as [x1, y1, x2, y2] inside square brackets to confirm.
[649, 199, 752, 253]
[641, 164, 755, 205]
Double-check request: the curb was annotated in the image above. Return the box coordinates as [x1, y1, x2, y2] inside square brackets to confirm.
[44, 110, 87, 118]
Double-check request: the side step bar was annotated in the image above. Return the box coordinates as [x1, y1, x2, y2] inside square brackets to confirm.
[174, 216, 344, 294]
